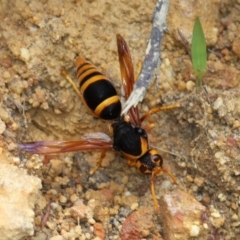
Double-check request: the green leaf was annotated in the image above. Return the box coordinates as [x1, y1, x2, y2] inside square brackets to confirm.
[191, 17, 207, 86]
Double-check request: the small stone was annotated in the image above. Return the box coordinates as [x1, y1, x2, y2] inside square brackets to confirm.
[194, 177, 204, 187]
[88, 218, 95, 224]
[189, 225, 200, 237]
[70, 194, 79, 203]
[232, 214, 238, 221]
[231, 202, 237, 210]
[0, 106, 10, 122]
[70, 202, 89, 219]
[94, 222, 105, 240]
[59, 195, 67, 204]
[213, 97, 223, 110]
[85, 233, 91, 239]
[7, 142, 17, 151]
[203, 223, 208, 229]
[186, 80, 195, 91]
[177, 80, 186, 91]
[232, 38, 240, 58]
[0, 119, 6, 134]
[218, 193, 226, 202]
[130, 202, 139, 210]
[210, 216, 225, 228]
[233, 120, 240, 128]
[121, 176, 128, 185]
[20, 48, 30, 62]
[2, 71, 11, 79]
[186, 175, 194, 182]
[211, 212, 221, 218]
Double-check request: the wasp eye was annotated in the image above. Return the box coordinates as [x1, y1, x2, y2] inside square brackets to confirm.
[152, 154, 163, 167]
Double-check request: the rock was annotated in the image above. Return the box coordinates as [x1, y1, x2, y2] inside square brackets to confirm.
[94, 222, 105, 240]
[120, 207, 154, 239]
[0, 162, 42, 240]
[159, 189, 209, 240]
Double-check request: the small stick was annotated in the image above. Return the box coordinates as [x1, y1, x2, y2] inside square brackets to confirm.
[122, 0, 170, 115]
[41, 201, 52, 228]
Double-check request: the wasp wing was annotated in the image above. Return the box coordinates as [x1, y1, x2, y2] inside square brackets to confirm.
[117, 34, 141, 126]
[19, 138, 113, 155]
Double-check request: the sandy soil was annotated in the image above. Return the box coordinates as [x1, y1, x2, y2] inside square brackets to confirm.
[0, 0, 240, 239]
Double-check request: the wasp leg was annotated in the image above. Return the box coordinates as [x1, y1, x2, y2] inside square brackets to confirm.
[61, 70, 82, 98]
[151, 171, 160, 212]
[151, 167, 177, 212]
[140, 104, 181, 123]
[89, 150, 106, 175]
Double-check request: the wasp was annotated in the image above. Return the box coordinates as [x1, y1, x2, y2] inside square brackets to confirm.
[19, 34, 179, 211]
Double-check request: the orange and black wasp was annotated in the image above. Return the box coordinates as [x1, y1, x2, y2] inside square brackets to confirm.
[19, 34, 179, 211]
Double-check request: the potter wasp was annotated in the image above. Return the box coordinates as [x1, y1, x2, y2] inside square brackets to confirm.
[19, 34, 179, 211]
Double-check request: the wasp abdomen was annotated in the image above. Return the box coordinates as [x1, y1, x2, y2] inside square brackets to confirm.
[111, 119, 148, 159]
[76, 58, 121, 120]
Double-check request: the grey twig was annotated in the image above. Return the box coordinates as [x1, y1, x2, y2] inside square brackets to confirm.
[121, 0, 169, 115]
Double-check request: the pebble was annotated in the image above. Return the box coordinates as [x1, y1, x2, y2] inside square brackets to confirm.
[0, 106, 9, 122]
[121, 176, 128, 185]
[211, 212, 221, 218]
[232, 214, 238, 221]
[88, 218, 95, 224]
[11, 157, 20, 164]
[232, 38, 240, 58]
[178, 162, 187, 168]
[203, 223, 208, 229]
[59, 195, 67, 204]
[231, 202, 237, 210]
[70, 194, 79, 203]
[177, 80, 186, 91]
[194, 177, 204, 187]
[213, 97, 223, 110]
[7, 142, 17, 151]
[130, 202, 139, 210]
[186, 175, 194, 182]
[189, 225, 200, 237]
[218, 193, 226, 202]
[233, 120, 240, 128]
[124, 191, 131, 196]
[231, 222, 240, 227]
[191, 184, 198, 192]
[0, 119, 6, 134]
[47, 222, 57, 230]
[2, 71, 11, 79]
[85, 233, 91, 239]
[186, 80, 195, 91]
[20, 47, 30, 62]
[210, 216, 225, 228]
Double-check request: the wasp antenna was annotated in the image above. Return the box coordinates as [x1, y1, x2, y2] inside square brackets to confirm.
[161, 168, 177, 184]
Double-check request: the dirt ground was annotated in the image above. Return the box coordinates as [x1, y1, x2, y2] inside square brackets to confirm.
[0, 0, 240, 239]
